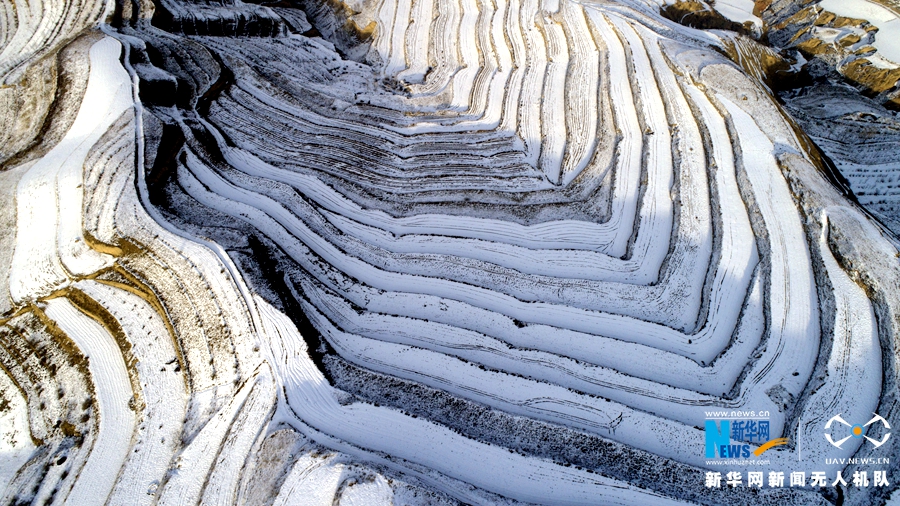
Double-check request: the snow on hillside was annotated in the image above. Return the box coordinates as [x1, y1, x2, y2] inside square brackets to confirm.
[0, 0, 898, 504]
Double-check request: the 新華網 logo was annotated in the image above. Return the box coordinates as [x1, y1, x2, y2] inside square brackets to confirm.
[705, 413, 788, 458]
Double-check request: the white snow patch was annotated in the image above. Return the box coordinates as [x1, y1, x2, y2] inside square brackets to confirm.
[714, 0, 762, 30]
[820, 0, 900, 63]
[44, 297, 136, 505]
[0, 370, 35, 496]
[337, 475, 393, 506]
[9, 36, 131, 303]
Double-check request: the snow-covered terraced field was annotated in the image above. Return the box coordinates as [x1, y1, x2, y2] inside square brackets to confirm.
[1, 0, 899, 504]
[781, 84, 900, 237]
